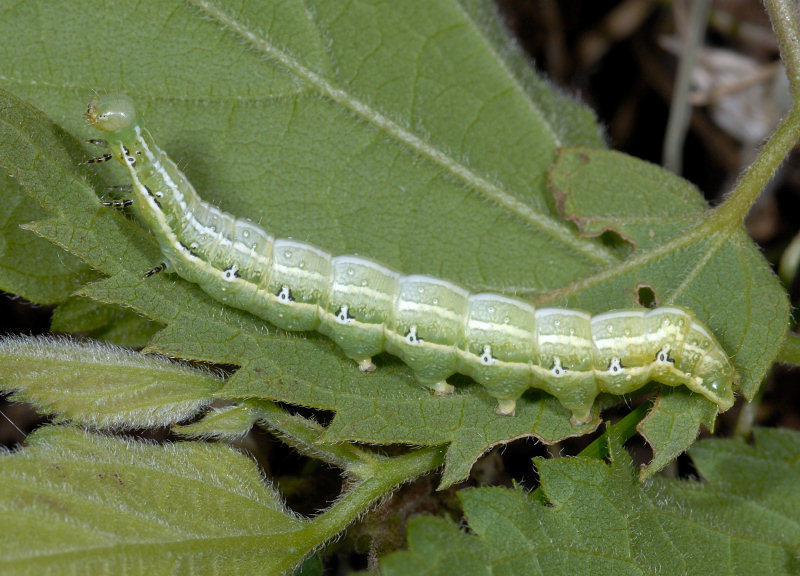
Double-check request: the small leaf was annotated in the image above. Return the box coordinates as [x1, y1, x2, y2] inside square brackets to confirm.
[0, 335, 220, 429]
[176, 401, 264, 440]
[637, 386, 718, 478]
[0, 426, 309, 575]
[550, 148, 708, 249]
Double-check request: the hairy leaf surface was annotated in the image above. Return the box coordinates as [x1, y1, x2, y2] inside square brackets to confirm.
[381, 429, 800, 576]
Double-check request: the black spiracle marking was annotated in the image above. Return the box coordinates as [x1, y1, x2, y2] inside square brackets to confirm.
[144, 185, 161, 208]
[277, 286, 295, 302]
[178, 241, 200, 259]
[335, 306, 355, 323]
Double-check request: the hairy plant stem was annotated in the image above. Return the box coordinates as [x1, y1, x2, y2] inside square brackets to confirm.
[725, 0, 800, 435]
[715, 0, 800, 227]
[300, 446, 445, 546]
[256, 400, 445, 553]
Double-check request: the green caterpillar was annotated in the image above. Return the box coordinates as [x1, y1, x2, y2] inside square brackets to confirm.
[86, 94, 736, 424]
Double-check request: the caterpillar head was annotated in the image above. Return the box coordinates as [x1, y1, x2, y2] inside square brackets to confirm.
[86, 94, 138, 135]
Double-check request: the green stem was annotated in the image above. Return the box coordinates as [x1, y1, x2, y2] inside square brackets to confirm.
[576, 402, 651, 461]
[733, 384, 763, 440]
[298, 446, 445, 544]
[714, 0, 800, 227]
[766, 0, 800, 93]
[713, 104, 800, 227]
[529, 402, 650, 501]
[256, 400, 446, 550]
[255, 400, 371, 469]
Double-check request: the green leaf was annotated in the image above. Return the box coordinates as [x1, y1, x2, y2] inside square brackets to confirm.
[51, 297, 162, 349]
[0, 426, 309, 576]
[686, 428, 800, 551]
[776, 331, 800, 365]
[380, 429, 800, 576]
[0, 0, 788, 485]
[0, 335, 220, 429]
[551, 148, 709, 250]
[175, 401, 266, 440]
[0, 117, 96, 304]
[636, 386, 718, 479]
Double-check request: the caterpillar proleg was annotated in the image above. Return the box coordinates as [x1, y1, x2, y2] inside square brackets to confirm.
[85, 95, 737, 424]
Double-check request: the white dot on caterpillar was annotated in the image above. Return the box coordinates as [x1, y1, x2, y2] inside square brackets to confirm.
[335, 305, 355, 325]
[655, 346, 673, 364]
[405, 326, 422, 345]
[480, 345, 497, 365]
[222, 265, 239, 281]
[608, 357, 622, 374]
[551, 357, 566, 377]
[277, 285, 294, 302]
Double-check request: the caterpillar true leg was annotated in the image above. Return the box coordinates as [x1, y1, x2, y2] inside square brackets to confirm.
[84, 153, 113, 164]
[144, 263, 167, 278]
[101, 199, 133, 207]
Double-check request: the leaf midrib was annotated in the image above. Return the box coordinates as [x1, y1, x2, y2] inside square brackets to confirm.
[186, 0, 619, 267]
